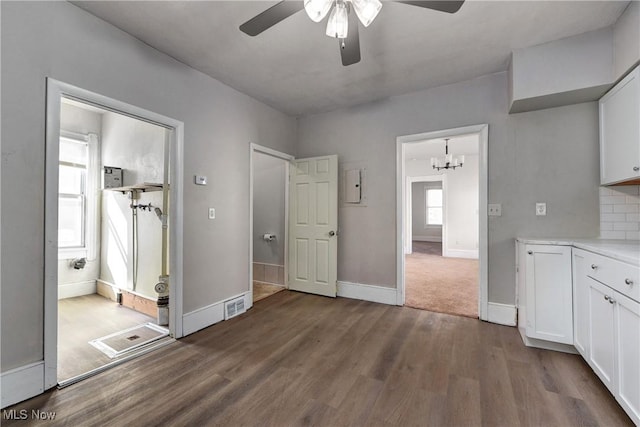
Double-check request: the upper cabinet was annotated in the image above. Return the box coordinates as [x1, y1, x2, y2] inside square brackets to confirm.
[599, 65, 640, 185]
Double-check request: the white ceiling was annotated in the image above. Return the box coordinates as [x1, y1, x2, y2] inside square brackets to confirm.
[71, 0, 629, 116]
[404, 133, 479, 161]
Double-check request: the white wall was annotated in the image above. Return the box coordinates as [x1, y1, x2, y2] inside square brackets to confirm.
[297, 72, 601, 305]
[58, 102, 102, 288]
[613, 1, 640, 79]
[252, 152, 286, 266]
[407, 155, 479, 255]
[1, 1, 296, 371]
[100, 111, 165, 299]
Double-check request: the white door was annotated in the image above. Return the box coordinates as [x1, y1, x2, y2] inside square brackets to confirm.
[288, 155, 338, 297]
[588, 277, 616, 393]
[572, 249, 590, 358]
[525, 244, 573, 344]
[615, 291, 640, 425]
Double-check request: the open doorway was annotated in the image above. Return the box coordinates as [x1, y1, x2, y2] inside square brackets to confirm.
[397, 125, 488, 320]
[249, 144, 293, 305]
[45, 80, 184, 390]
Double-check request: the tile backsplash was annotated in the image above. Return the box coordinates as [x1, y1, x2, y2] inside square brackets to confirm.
[600, 185, 640, 240]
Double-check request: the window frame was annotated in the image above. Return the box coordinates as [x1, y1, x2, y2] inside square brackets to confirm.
[58, 133, 98, 259]
[425, 186, 443, 227]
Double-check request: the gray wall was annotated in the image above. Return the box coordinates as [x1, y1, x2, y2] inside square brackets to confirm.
[253, 152, 286, 266]
[1, 1, 296, 371]
[100, 111, 166, 299]
[297, 72, 601, 304]
[613, 1, 640, 79]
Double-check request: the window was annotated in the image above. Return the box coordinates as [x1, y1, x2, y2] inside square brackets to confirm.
[58, 138, 88, 248]
[426, 188, 443, 226]
[58, 133, 98, 259]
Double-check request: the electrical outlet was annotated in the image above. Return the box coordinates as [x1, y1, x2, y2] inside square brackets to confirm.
[536, 202, 547, 216]
[208, 208, 215, 219]
[488, 204, 502, 216]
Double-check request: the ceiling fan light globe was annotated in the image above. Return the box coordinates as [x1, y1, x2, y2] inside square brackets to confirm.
[304, 0, 333, 23]
[352, 0, 382, 27]
[325, 1, 349, 38]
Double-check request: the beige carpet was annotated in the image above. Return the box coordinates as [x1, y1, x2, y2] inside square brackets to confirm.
[405, 241, 478, 318]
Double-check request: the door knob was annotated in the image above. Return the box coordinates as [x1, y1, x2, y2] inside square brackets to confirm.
[328, 230, 336, 237]
[527, 251, 533, 255]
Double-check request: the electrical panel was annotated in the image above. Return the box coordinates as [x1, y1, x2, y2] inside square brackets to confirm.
[344, 168, 362, 203]
[103, 166, 123, 189]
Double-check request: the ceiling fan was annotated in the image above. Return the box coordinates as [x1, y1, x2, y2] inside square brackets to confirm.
[239, 0, 465, 66]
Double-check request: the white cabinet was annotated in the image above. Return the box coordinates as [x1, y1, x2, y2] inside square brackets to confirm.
[517, 243, 573, 345]
[599, 65, 640, 185]
[572, 249, 590, 358]
[587, 276, 616, 392]
[573, 247, 640, 426]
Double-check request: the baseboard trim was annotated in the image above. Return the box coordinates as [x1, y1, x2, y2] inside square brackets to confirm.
[412, 236, 442, 242]
[337, 281, 396, 306]
[443, 249, 479, 259]
[518, 328, 578, 354]
[182, 292, 250, 336]
[487, 302, 517, 326]
[1, 362, 44, 409]
[58, 280, 96, 300]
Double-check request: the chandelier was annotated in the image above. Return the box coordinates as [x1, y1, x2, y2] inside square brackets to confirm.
[431, 138, 464, 171]
[304, 0, 383, 39]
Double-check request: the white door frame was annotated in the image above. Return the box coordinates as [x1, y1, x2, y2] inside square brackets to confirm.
[248, 143, 294, 309]
[396, 124, 488, 320]
[405, 175, 446, 255]
[45, 79, 185, 389]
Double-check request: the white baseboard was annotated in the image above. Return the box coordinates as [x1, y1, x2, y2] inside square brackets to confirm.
[182, 292, 250, 336]
[1, 362, 44, 409]
[443, 249, 479, 259]
[518, 328, 578, 354]
[337, 281, 396, 306]
[487, 302, 517, 326]
[412, 236, 442, 242]
[58, 280, 96, 300]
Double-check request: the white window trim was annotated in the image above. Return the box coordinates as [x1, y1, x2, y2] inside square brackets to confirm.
[425, 186, 443, 228]
[58, 132, 99, 260]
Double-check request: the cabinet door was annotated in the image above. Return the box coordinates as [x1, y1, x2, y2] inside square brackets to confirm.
[572, 249, 590, 358]
[599, 66, 640, 185]
[615, 291, 640, 425]
[588, 278, 616, 393]
[525, 245, 573, 344]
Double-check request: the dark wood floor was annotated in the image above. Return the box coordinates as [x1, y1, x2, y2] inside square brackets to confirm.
[5, 291, 632, 426]
[58, 294, 155, 382]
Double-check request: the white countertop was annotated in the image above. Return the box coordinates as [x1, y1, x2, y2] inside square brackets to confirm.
[516, 238, 640, 266]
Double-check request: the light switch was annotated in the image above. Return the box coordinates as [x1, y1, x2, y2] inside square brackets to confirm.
[208, 208, 215, 219]
[536, 202, 547, 216]
[488, 204, 502, 216]
[195, 175, 207, 185]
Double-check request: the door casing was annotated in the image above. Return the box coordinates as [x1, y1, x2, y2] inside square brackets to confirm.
[45, 79, 185, 389]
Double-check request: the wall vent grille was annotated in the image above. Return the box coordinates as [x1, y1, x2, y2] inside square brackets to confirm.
[224, 296, 246, 320]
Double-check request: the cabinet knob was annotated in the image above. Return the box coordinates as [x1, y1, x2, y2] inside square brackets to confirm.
[591, 264, 598, 270]
[604, 295, 610, 301]
[634, 166, 640, 172]
[527, 250, 533, 255]
[609, 298, 616, 305]
[625, 278, 633, 285]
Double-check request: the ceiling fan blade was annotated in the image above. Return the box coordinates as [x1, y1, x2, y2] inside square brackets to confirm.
[239, 1, 305, 36]
[339, 10, 361, 66]
[395, 1, 465, 14]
